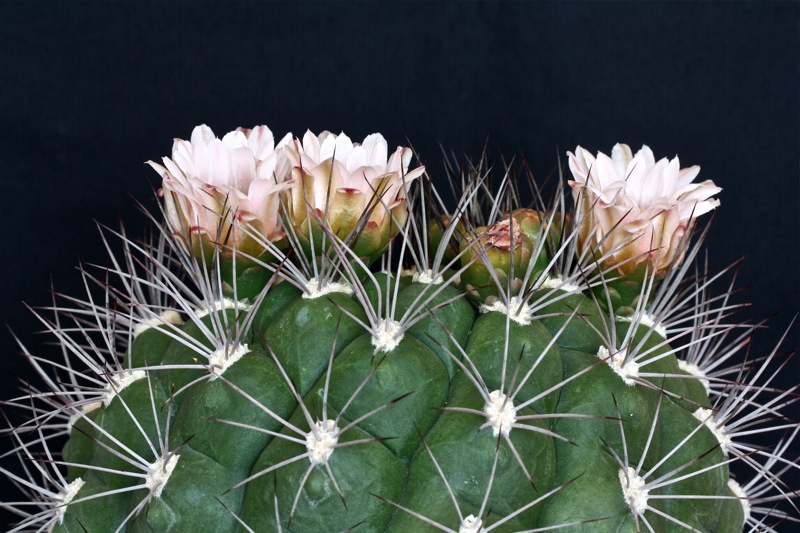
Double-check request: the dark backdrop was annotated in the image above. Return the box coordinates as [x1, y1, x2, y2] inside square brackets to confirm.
[1, 1, 798, 530]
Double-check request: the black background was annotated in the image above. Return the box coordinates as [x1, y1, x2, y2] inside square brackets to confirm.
[0, 1, 798, 530]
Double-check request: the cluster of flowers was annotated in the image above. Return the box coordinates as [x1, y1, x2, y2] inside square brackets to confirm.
[149, 125, 426, 259]
[151, 124, 721, 277]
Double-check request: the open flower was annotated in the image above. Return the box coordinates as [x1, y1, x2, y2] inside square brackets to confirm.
[285, 130, 425, 260]
[568, 143, 720, 277]
[149, 124, 294, 258]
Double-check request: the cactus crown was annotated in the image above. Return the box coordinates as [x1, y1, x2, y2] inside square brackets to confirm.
[1, 127, 797, 533]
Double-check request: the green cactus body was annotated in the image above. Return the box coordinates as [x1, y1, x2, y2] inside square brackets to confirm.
[41, 271, 743, 532]
[3, 130, 795, 532]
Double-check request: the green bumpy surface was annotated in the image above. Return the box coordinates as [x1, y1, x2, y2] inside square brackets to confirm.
[55, 273, 743, 532]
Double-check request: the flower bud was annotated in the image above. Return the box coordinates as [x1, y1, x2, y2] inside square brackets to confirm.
[459, 217, 534, 304]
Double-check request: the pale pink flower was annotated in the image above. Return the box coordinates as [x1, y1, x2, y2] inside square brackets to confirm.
[285, 130, 425, 257]
[149, 124, 294, 257]
[568, 143, 721, 276]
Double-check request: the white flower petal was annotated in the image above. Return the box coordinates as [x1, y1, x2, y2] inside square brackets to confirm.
[333, 132, 354, 162]
[318, 131, 339, 161]
[347, 145, 369, 173]
[171, 140, 196, 178]
[594, 153, 625, 200]
[362, 133, 388, 166]
[611, 143, 634, 177]
[221, 129, 248, 149]
[191, 124, 216, 145]
[229, 147, 257, 192]
[247, 125, 275, 160]
[676, 164, 701, 188]
[302, 130, 322, 162]
[567, 148, 591, 186]
[634, 145, 656, 171]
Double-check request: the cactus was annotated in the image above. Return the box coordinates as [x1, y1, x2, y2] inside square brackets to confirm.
[1, 125, 797, 532]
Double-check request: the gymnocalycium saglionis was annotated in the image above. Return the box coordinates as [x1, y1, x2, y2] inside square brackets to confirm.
[2, 124, 797, 532]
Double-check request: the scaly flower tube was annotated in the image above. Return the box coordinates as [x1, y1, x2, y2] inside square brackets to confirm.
[149, 124, 294, 259]
[567, 143, 721, 279]
[285, 130, 425, 261]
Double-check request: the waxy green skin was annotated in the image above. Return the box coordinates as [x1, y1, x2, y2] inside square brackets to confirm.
[54, 277, 741, 533]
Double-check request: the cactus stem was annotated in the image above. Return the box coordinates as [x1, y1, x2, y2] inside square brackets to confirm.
[203, 416, 305, 444]
[325, 220, 470, 354]
[431, 305, 601, 444]
[371, 491, 457, 532]
[373, 430, 501, 532]
[397, 266, 471, 330]
[24, 368, 184, 531]
[379, 420, 590, 531]
[226, 451, 314, 495]
[606, 389, 764, 532]
[216, 495, 258, 533]
[5, 143, 798, 531]
[220, 338, 404, 506]
[580, 261, 744, 393]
